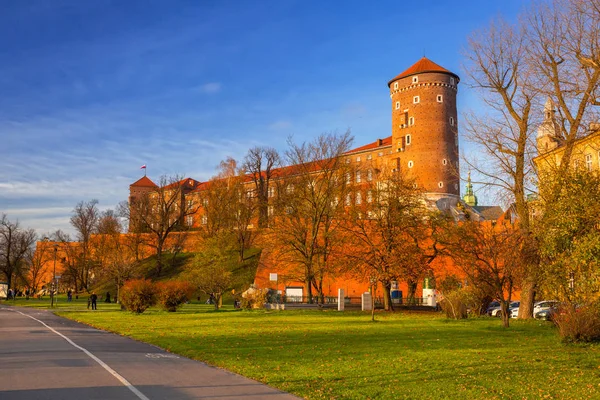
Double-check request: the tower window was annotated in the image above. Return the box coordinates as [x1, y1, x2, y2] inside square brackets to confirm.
[438, 182, 444, 188]
[442, 159, 447, 165]
[408, 117, 415, 126]
[394, 82, 398, 90]
[412, 76, 418, 84]
[408, 161, 414, 168]
[450, 117, 455, 126]
[413, 96, 420, 104]
[454, 183, 458, 190]
[406, 134, 411, 145]
[437, 95, 443, 103]
[395, 101, 400, 110]
[450, 77, 455, 85]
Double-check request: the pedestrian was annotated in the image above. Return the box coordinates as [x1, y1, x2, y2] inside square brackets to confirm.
[87, 297, 91, 309]
[90, 292, 98, 310]
[105, 292, 111, 303]
[67, 290, 72, 302]
[7, 288, 13, 300]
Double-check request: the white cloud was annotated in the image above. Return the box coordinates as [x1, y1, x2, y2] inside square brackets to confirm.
[197, 82, 222, 94]
[268, 120, 292, 130]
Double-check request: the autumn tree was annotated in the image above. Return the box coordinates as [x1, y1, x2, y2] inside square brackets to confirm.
[242, 146, 280, 228]
[120, 175, 199, 276]
[268, 131, 353, 302]
[0, 214, 36, 292]
[463, 0, 600, 318]
[185, 235, 235, 310]
[340, 167, 436, 310]
[535, 169, 600, 305]
[24, 240, 50, 294]
[438, 221, 530, 327]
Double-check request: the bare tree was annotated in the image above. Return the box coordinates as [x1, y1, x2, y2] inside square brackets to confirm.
[0, 214, 36, 292]
[242, 146, 280, 228]
[121, 175, 200, 276]
[268, 131, 353, 302]
[463, 0, 600, 318]
[70, 200, 100, 291]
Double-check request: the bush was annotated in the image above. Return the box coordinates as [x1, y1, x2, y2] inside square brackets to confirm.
[553, 302, 600, 343]
[156, 280, 194, 312]
[439, 290, 469, 319]
[120, 279, 157, 314]
[240, 285, 269, 310]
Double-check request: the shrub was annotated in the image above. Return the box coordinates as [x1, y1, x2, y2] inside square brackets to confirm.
[156, 280, 194, 312]
[120, 279, 156, 314]
[240, 285, 269, 310]
[553, 302, 600, 343]
[440, 290, 469, 319]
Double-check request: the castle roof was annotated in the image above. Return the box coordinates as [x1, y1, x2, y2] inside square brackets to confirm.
[345, 136, 392, 154]
[388, 57, 459, 86]
[130, 176, 157, 188]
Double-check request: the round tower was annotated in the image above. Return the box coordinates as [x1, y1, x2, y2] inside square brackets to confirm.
[388, 57, 460, 199]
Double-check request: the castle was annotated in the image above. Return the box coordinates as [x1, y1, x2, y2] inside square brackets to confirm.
[130, 57, 465, 220]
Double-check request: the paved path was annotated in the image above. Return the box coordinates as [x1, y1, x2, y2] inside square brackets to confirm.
[0, 305, 299, 400]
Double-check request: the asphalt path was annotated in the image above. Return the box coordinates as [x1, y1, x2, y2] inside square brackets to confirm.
[0, 305, 300, 400]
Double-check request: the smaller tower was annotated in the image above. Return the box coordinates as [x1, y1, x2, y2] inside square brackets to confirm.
[536, 98, 562, 154]
[462, 171, 478, 207]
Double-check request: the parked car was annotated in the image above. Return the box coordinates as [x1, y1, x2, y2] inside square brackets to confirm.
[488, 301, 520, 317]
[511, 300, 559, 318]
[534, 307, 557, 320]
[486, 301, 500, 316]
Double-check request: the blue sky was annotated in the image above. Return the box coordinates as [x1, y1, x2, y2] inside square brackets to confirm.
[0, 0, 525, 235]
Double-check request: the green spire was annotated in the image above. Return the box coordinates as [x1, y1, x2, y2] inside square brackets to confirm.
[463, 171, 478, 207]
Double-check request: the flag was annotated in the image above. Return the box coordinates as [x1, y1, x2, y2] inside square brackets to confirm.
[140, 165, 146, 169]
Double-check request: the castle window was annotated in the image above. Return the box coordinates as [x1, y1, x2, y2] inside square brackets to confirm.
[286, 184, 294, 194]
[438, 182, 444, 188]
[442, 159, 447, 165]
[586, 154, 593, 170]
[395, 101, 400, 110]
[406, 134, 411, 145]
[408, 117, 415, 126]
[367, 154, 372, 160]
[450, 117, 455, 126]
[268, 187, 275, 198]
[413, 96, 420, 104]
[394, 82, 398, 90]
[437, 95, 443, 103]
[367, 190, 373, 203]
[345, 193, 352, 206]
[408, 161, 414, 168]
[450, 77, 455, 85]
[356, 192, 362, 205]
[186, 215, 193, 227]
[356, 156, 361, 162]
[201, 215, 208, 225]
[454, 183, 459, 190]
[412, 76, 418, 84]
[367, 169, 373, 181]
[268, 206, 274, 217]
[356, 171, 361, 183]
[345, 173, 351, 184]
[378, 152, 383, 157]
[345, 158, 350, 164]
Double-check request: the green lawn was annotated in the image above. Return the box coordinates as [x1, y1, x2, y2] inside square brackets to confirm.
[18, 304, 591, 399]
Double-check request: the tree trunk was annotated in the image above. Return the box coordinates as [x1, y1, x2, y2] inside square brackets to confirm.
[382, 281, 394, 311]
[518, 279, 536, 319]
[500, 300, 510, 328]
[407, 279, 417, 305]
[156, 244, 163, 276]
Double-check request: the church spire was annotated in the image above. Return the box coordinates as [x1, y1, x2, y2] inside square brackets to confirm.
[462, 171, 478, 207]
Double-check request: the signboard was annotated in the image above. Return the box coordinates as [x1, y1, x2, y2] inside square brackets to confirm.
[269, 273, 278, 281]
[55, 275, 62, 279]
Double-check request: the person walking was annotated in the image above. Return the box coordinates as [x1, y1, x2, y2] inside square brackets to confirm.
[90, 292, 98, 310]
[67, 290, 72, 302]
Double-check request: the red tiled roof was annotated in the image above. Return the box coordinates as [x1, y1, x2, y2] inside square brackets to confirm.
[345, 136, 392, 154]
[130, 176, 157, 188]
[163, 177, 202, 190]
[388, 57, 459, 87]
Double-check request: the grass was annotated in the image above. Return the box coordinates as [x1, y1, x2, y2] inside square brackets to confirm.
[7, 299, 594, 400]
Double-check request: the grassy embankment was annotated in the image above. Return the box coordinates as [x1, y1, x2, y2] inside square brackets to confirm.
[34, 306, 598, 399]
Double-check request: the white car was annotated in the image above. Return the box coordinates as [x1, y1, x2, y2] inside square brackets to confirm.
[510, 300, 559, 318]
[488, 301, 519, 317]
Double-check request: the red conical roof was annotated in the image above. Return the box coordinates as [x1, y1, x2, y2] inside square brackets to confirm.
[130, 176, 157, 188]
[388, 57, 459, 87]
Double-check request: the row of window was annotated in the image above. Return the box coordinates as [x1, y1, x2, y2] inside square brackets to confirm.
[395, 95, 445, 109]
[392, 76, 456, 90]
